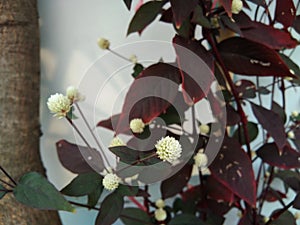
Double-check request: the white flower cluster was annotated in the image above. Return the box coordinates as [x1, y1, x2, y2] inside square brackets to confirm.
[47, 86, 84, 118]
[102, 172, 121, 191]
[194, 149, 208, 168]
[109, 136, 125, 147]
[154, 199, 167, 221]
[97, 38, 110, 50]
[155, 136, 182, 163]
[130, 118, 145, 133]
[231, 0, 243, 14]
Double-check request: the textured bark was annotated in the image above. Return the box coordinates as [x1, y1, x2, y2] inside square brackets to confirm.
[0, 1, 62, 224]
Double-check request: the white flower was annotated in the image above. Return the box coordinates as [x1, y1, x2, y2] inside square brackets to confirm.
[155, 136, 182, 163]
[97, 38, 110, 50]
[292, 111, 299, 118]
[66, 86, 85, 103]
[130, 118, 145, 133]
[155, 199, 165, 208]
[231, 0, 243, 14]
[47, 93, 71, 118]
[199, 124, 210, 135]
[102, 173, 121, 191]
[109, 137, 125, 147]
[288, 131, 295, 139]
[194, 150, 208, 168]
[154, 208, 167, 221]
[129, 54, 138, 64]
[295, 212, 300, 220]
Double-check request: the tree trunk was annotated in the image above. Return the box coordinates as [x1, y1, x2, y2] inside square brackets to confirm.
[0, 1, 62, 224]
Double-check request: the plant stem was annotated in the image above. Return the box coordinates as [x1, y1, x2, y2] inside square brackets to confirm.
[128, 196, 147, 212]
[108, 49, 132, 63]
[258, 166, 274, 214]
[69, 200, 100, 211]
[206, 33, 252, 157]
[0, 166, 17, 186]
[75, 103, 111, 168]
[265, 201, 294, 225]
[0, 178, 15, 188]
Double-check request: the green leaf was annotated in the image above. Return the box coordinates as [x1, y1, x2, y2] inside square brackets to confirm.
[270, 210, 296, 225]
[0, 184, 7, 199]
[120, 208, 153, 225]
[116, 184, 139, 197]
[87, 184, 103, 208]
[169, 214, 206, 225]
[13, 172, 74, 212]
[233, 121, 258, 145]
[191, 5, 211, 28]
[279, 53, 300, 85]
[95, 193, 124, 225]
[127, 1, 164, 35]
[132, 63, 144, 78]
[61, 172, 103, 197]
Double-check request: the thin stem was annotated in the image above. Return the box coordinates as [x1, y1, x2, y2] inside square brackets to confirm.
[265, 201, 294, 225]
[143, 185, 150, 213]
[108, 49, 132, 63]
[258, 167, 274, 214]
[69, 200, 99, 211]
[128, 196, 147, 212]
[75, 103, 111, 168]
[0, 166, 17, 186]
[0, 178, 15, 188]
[206, 33, 252, 157]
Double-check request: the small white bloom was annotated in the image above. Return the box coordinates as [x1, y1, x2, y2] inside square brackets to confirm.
[194, 150, 208, 168]
[155, 199, 165, 208]
[155, 136, 182, 163]
[199, 124, 210, 135]
[295, 212, 300, 220]
[66, 86, 85, 103]
[288, 131, 295, 139]
[231, 0, 243, 14]
[102, 173, 121, 191]
[97, 38, 110, 50]
[47, 93, 71, 118]
[130, 118, 145, 133]
[292, 111, 299, 118]
[129, 54, 138, 64]
[154, 208, 167, 221]
[109, 137, 125, 147]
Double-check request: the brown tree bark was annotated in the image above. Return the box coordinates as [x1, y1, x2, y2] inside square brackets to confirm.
[0, 1, 62, 224]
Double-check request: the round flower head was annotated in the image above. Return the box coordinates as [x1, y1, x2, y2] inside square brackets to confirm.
[288, 131, 295, 139]
[199, 124, 210, 135]
[109, 136, 125, 147]
[154, 208, 167, 221]
[129, 54, 138, 64]
[47, 93, 71, 118]
[130, 118, 145, 134]
[292, 111, 299, 118]
[66, 86, 85, 103]
[97, 38, 110, 50]
[155, 136, 182, 163]
[155, 199, 165, 208]
[102, 173, 121, 191]
[231, 0, 243, 14]
[194, 150, 208, 168]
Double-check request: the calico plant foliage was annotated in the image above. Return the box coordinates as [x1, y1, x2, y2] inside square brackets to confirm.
[2, 0, 300, 225]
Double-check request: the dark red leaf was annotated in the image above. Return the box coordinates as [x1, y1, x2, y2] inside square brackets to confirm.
[127, 1, 164, 35]
[293, 193, 300, 209]
[219, 0, 233, 18]
[271, 101, 287, 124]
[206, 200, 231, 217]
[173, 35, 214, 104]
[238, 211, 264, 225]
[160, 8, 173, 23]
[275, 0, 296, 29]
[116, 62, 181, 134]
[256, 143, 300, 169]
[234, 12, 298, 50]
[263, 188, 287, 202]
[235, 80, 256, 99]
[97, 114, 121, 131]
[170, 0, 198, 28]
[122, 0, 132, 10]
[218, 37, 296, 77]
[292, 15, 300, 34]
[161, 163, 193, 199]
[226, 104, 241, 126]
[56, 140, 104, 174]
[251, 103, 287, 150]
[209, 137, 256, 206]
[205, 176, 235, 203]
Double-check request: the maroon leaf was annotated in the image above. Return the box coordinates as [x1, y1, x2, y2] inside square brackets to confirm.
[56, 140, 104, 174]
[234, 12, 298, 50]
[209, 137, 256, 206]
[161, 163, 193, 199]
[218, 37, 296, 77]
[275, 0, 296, 29]
[251, 103, 287, 150]
[170, 0, 198, 28]
[293, 193, 300, 209]
[116, 62, 181, 134]
[219, 0, 233, 18]
[292, 15, 300, 34]
[173, 35, 214, 104]
[205, 176, 235, 203]
[160, 8, 173, 23]
[97, 114, 121, 131]
[226, 104, 241, 126]
[235, 80, 256, 99]
[256, 143, 300, 169]
[263, 188, 287, 202]
[122, 0, 132, 10]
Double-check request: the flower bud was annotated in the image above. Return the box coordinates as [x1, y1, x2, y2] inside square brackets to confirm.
[130, 118, 145, 133]
[154, 208, 167, 221]
[231, 0, 243, 14]
[97, 38, 110, 50]
[155, 199, 165, 208]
